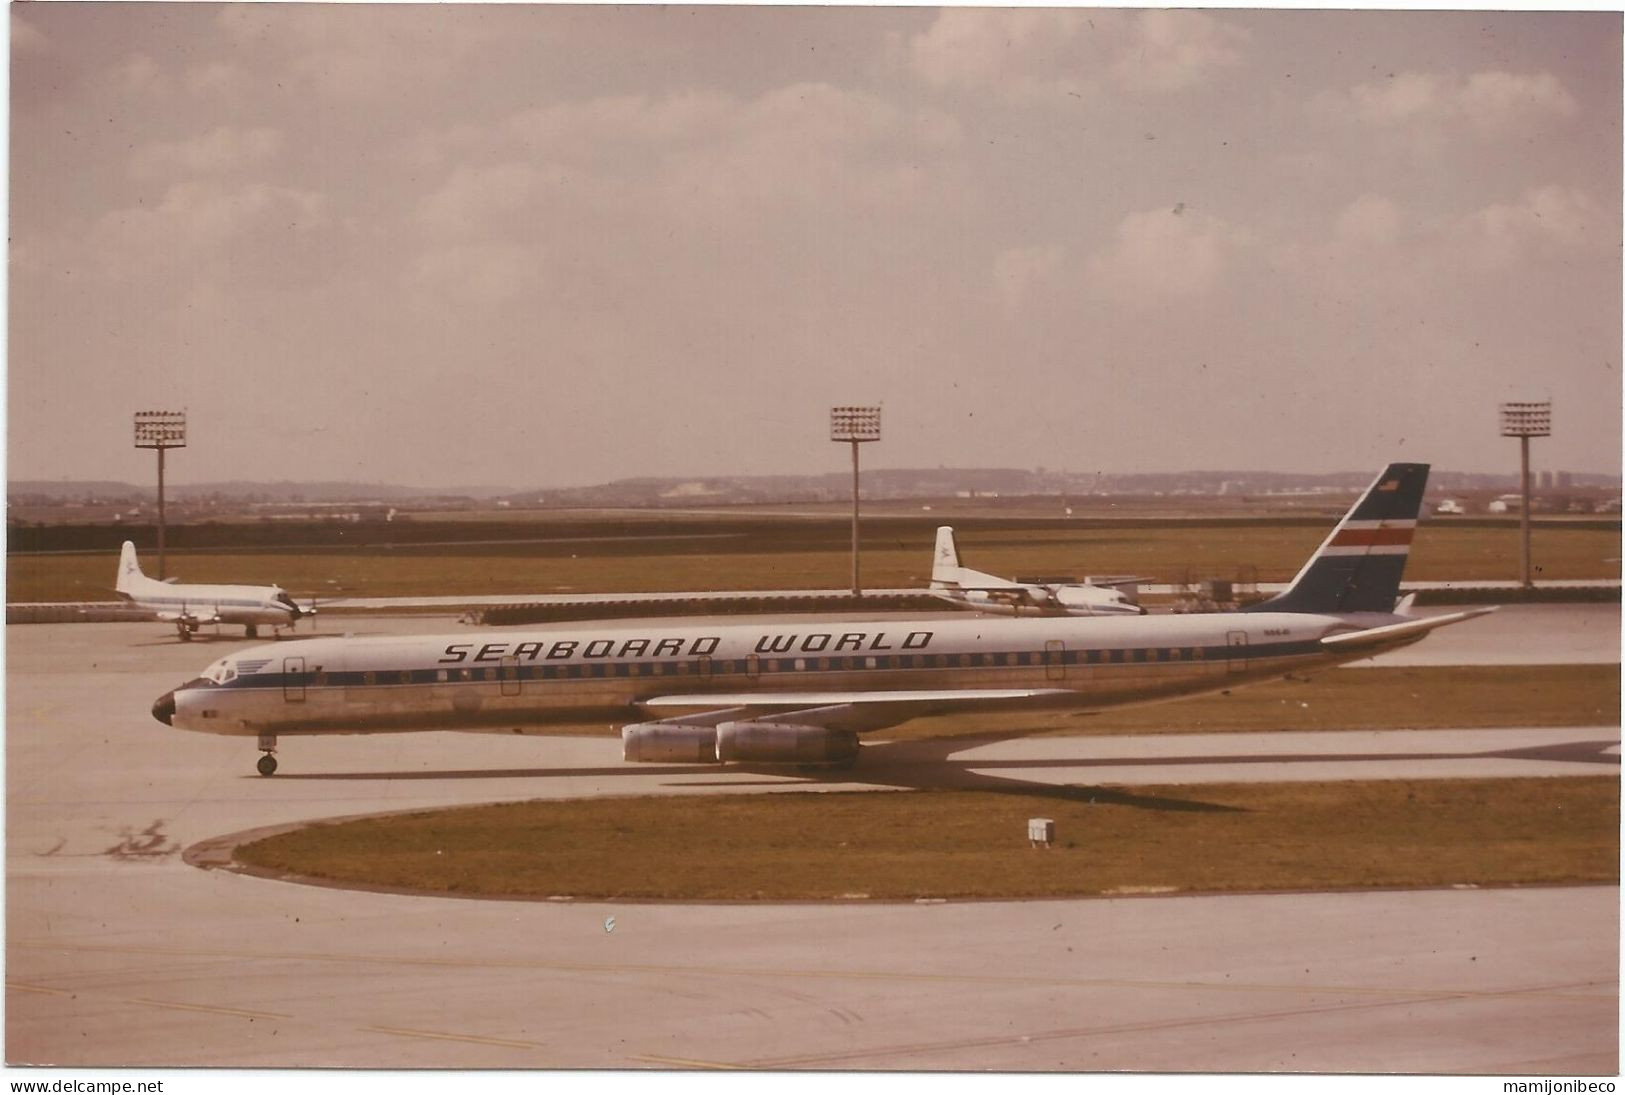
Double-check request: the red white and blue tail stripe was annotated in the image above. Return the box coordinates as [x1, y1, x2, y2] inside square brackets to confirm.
[1244, 463, 1428, 615]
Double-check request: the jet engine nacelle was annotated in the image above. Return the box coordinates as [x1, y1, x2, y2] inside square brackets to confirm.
[715, 722, 859, 764]
[621, 723, 719, 763]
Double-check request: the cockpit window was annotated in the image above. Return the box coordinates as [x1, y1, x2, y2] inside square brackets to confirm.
[273, 592, 298, 610]
[203, 660, 238, 685]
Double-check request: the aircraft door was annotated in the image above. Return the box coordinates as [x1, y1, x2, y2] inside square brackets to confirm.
[1044, 640, 1066, 681]
[283, 656, 306, 702]
[500, 655, 521, 697]
[698, 655, 713, 682]
[746, 655, 760, 680]
[1226, 631, 1248, 673]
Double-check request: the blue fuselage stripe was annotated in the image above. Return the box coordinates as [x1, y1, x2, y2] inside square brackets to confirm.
[196, 638, 1323, 695]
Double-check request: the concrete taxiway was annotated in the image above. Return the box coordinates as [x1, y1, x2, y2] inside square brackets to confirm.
[6, 616, 1619, 1070]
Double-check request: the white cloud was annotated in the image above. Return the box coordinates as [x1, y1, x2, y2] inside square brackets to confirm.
[910, 9, 1245, 101]
[414, 83, 962, 244]
[129, 126, 285, 181]
[993, 245, 1066, 312]
[214, 5, 511, 100]
[1085, 206, 1246, 303]
[910, 9, 1076, 94]
[1111, 10, 1248, 94]
[185, 62, 245, 97]
[408, 242, 542, 306]
[111, 53, 168, 96]
[415, 163, 552, 239]
[1463, 185, 1606, 266]
[1272, 185, 1608, 294]
[1335, 69, 1577, 134]
[1459, 71, 1580, 130]
[502, 92, 737, 158]
[1335, 194, 1403, 248]
[96, 180, 331, 279]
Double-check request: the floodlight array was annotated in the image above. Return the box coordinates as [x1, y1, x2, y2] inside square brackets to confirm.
[134, 410, 188, 448]
[830, 405, 882, 442]
[1498, 402, 1551, 438]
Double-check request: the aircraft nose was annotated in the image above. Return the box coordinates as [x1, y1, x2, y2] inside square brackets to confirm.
[151, 691, 176, 726]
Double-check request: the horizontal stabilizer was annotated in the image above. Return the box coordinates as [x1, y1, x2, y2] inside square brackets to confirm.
[1319, 607, 1495, 651]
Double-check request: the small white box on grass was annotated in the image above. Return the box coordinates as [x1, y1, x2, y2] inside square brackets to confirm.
[1028, 817, 1055, 847]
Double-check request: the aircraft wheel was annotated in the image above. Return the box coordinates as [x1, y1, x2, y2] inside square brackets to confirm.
[257, 754, 278, 777]
[179, 629, 193, 642]
[246, 625, 259, 639]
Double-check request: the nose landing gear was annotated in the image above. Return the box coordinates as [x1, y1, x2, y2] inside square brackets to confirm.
[256, 734, 278, 776]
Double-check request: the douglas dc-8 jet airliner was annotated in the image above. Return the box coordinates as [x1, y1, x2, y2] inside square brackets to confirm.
[117, 541, 314, 641]
[152, 464, 1489, 776]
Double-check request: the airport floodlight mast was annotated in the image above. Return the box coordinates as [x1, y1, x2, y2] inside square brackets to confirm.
[830, 405, 881, 596]
[1499, 401, 1551, 589]
[133, 410, 186, 580]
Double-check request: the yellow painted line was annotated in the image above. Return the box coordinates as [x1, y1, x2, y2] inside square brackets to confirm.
[124, 996, 292, 1021]
[7, 982, 73, 997]
[361, 1025, 539, 1050]
[629, 1054, 747, 1070]
[13, 940, 1615, 1003]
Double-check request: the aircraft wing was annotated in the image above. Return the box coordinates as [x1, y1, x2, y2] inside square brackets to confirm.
[944, 585, 1050, 605]
[1318, 607, 1495, 651]
[1086, 575, 1154, 589]
[153, 609, 220, 625]
[640, 688, 1073, 733]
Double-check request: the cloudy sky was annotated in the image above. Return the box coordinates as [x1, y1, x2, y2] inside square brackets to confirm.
[10, 6, 1620, 489]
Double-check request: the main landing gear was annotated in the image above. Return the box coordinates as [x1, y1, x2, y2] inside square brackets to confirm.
[177, 621, 199, 642]
[257, 734, 278, 776]
[246, 624, 259, 639]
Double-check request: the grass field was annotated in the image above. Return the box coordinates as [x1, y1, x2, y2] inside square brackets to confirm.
[233, 776, 1619, 901]
[8, 519, 1620, 601]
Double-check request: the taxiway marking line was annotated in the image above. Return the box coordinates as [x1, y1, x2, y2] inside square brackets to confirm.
[746, 980, 1614, 1069]
[629, 1054, 746, 1070]
[11, 980, 288, 1020]
[12, 940, 1616, 1004]
[7, 982, 73, 997]
[124, 996, 292, 1021]
[361, 1026, 539, 1050]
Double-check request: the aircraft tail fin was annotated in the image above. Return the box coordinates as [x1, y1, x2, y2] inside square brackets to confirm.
[1244, 463, 1429, 615]
[115, 541, 146, 597]
[930, 527, 962, 588]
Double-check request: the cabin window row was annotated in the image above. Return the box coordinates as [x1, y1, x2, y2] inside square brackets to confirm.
[297, 646, 1211, 688]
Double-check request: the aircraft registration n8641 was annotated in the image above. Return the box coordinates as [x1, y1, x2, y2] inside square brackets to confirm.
[151, 464, 1491, 776]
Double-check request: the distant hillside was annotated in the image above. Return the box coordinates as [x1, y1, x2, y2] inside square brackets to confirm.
[508, 467, 1622, 507]
[11, 467, 1620, 510]
[8, 480, 517, 503]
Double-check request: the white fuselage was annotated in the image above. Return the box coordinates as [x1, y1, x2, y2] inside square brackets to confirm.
[122, 577, 302, 629]
[115, 541, 304, 632]
[930, 581, 1145, 617]
[162, 609, 1412, 738]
